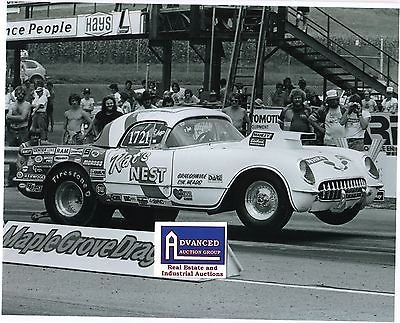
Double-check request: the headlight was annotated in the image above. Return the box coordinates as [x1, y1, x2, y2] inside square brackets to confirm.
[299, 160, 315, 184]
[364, 157, 379, 179]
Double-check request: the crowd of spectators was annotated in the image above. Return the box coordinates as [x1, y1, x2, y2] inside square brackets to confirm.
[4, 75, 397, 185]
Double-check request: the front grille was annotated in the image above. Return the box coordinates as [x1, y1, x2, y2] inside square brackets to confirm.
[318, 178, 366, 201]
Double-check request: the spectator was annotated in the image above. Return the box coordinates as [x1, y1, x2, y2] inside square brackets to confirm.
[309, 89, 345, 146]
[120, 92, 132, 114]
[148, 81, 158, 103]
[222, 93, 250, 135]
[63, 94, 92, 145]
[296, 7, 310, 32]
[381, 87, 398, 114]
[136, 91, 157, 110]
[298, 78, 313, 102]
[31, 84, 48, 140]
[278, 88, 312, 132]
[171, 82, 185, 105]
[362, 90, 378, 113]
[21, 79, 34, 103]
[5, 83, 14, 120]
[157, 90, 172, 107]
[181, 89, 200, 105]
[46, 81, 55, 132]
[340, 94, 371, 151]
[134, 79, 147, 96]
[283, 77, 295, 106]
[309, 94, 322, 108]
[80, 88, 95, 115]
[233, 82, 248, 108]
[6, 86, 30, 187]
[270, 82, 285, 106]
[124, 80, 136, 107]
[162, 97, 175, 107]
[109, 83, 122, 109]
[89, 96, 123, 137]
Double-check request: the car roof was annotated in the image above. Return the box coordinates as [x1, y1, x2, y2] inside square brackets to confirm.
[95, 107, 230, 147]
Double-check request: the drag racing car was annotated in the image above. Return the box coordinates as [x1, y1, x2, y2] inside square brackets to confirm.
[15, 107, 383, 231]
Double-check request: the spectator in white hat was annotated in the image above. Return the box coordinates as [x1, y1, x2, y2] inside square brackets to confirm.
[381, 87, 397, 114]
[309, 89, 345, 146]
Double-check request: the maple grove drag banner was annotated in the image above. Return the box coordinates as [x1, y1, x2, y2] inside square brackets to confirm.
[3, 221, 154, 277]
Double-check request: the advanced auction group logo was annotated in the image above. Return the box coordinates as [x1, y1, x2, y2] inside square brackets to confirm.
[154, 222, 227, 280]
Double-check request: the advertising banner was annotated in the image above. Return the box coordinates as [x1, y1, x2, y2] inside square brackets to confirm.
[154, 222, 227, 280]
[3, 221, 155, 277]
[7, 9, 145, 41]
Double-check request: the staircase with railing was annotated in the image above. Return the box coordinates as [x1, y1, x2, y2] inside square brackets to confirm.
[278, 7, 398, 97]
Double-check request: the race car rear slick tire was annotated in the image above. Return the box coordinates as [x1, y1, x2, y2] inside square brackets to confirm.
[119, 206, 156, 231]
[236, 174, 293, 232]
[44, 166, 96, 226]
[313, 206, 361, 225]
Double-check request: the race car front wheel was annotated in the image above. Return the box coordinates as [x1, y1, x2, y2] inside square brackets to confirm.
[44, 166, 97, 225]
[313, 205, 361, 225]
[236, 174, 293, 231]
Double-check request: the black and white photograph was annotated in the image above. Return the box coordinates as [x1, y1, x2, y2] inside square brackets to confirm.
[2, 0, 398, 322]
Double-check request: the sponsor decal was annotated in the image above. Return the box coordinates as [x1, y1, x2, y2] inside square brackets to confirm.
[148, 198, 171, 206]
[69, 148, 84, 155]
[54, 155, 69, 162]
[111, 194, 122, 201]
[43, 156, 54, 164]
[122, 195, 137, 203]
[374, 189, 385, 202]
[91, 150, 102, 158]
[252, 131, 274, 140]
[85, 12, 113, 37]
[90, 169, 106, 178]
[83, 160, 103, 167]
[21, 166, 28, 172]
[18, 183, 26, 189]
[32, 165, 44, 173]
[82, 148, 92, 157]
[74, 158, 82, 163]
[16, 171, 23, 179]
[108, 152, 150, 174]
[154, 222, 227, 279]
[95, 184, 106, 196]
[177, 173, 206, 186]
[208, 174, 223, 183]
[137, 196, 149, 206]
[32, 147, 55, 155]
[251, 109, 281, 131]
[23, 173, 46, 181]
[304, 156, 328, 165]
[173, 189, 193, 201]
[249, 137, 266, 147]
[21, 148, 32, 155]
[34, 155, 43, 163]
[3, 222, 155, 277]
[26, 183, 43, 193]
[56, 147, 70, 155]
[304, 155, 349, 171]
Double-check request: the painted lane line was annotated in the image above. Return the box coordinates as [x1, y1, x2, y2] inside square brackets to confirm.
[224, 278, 394, 297]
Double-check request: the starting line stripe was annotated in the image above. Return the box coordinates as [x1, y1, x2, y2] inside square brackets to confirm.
[224, 278, 394, 297]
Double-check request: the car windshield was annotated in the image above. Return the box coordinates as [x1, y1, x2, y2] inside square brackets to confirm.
[166, 117, 243, 147]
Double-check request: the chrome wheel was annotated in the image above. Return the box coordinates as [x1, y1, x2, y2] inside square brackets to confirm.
[54, 181, 83, 218]
[244, 180, 279, 221]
